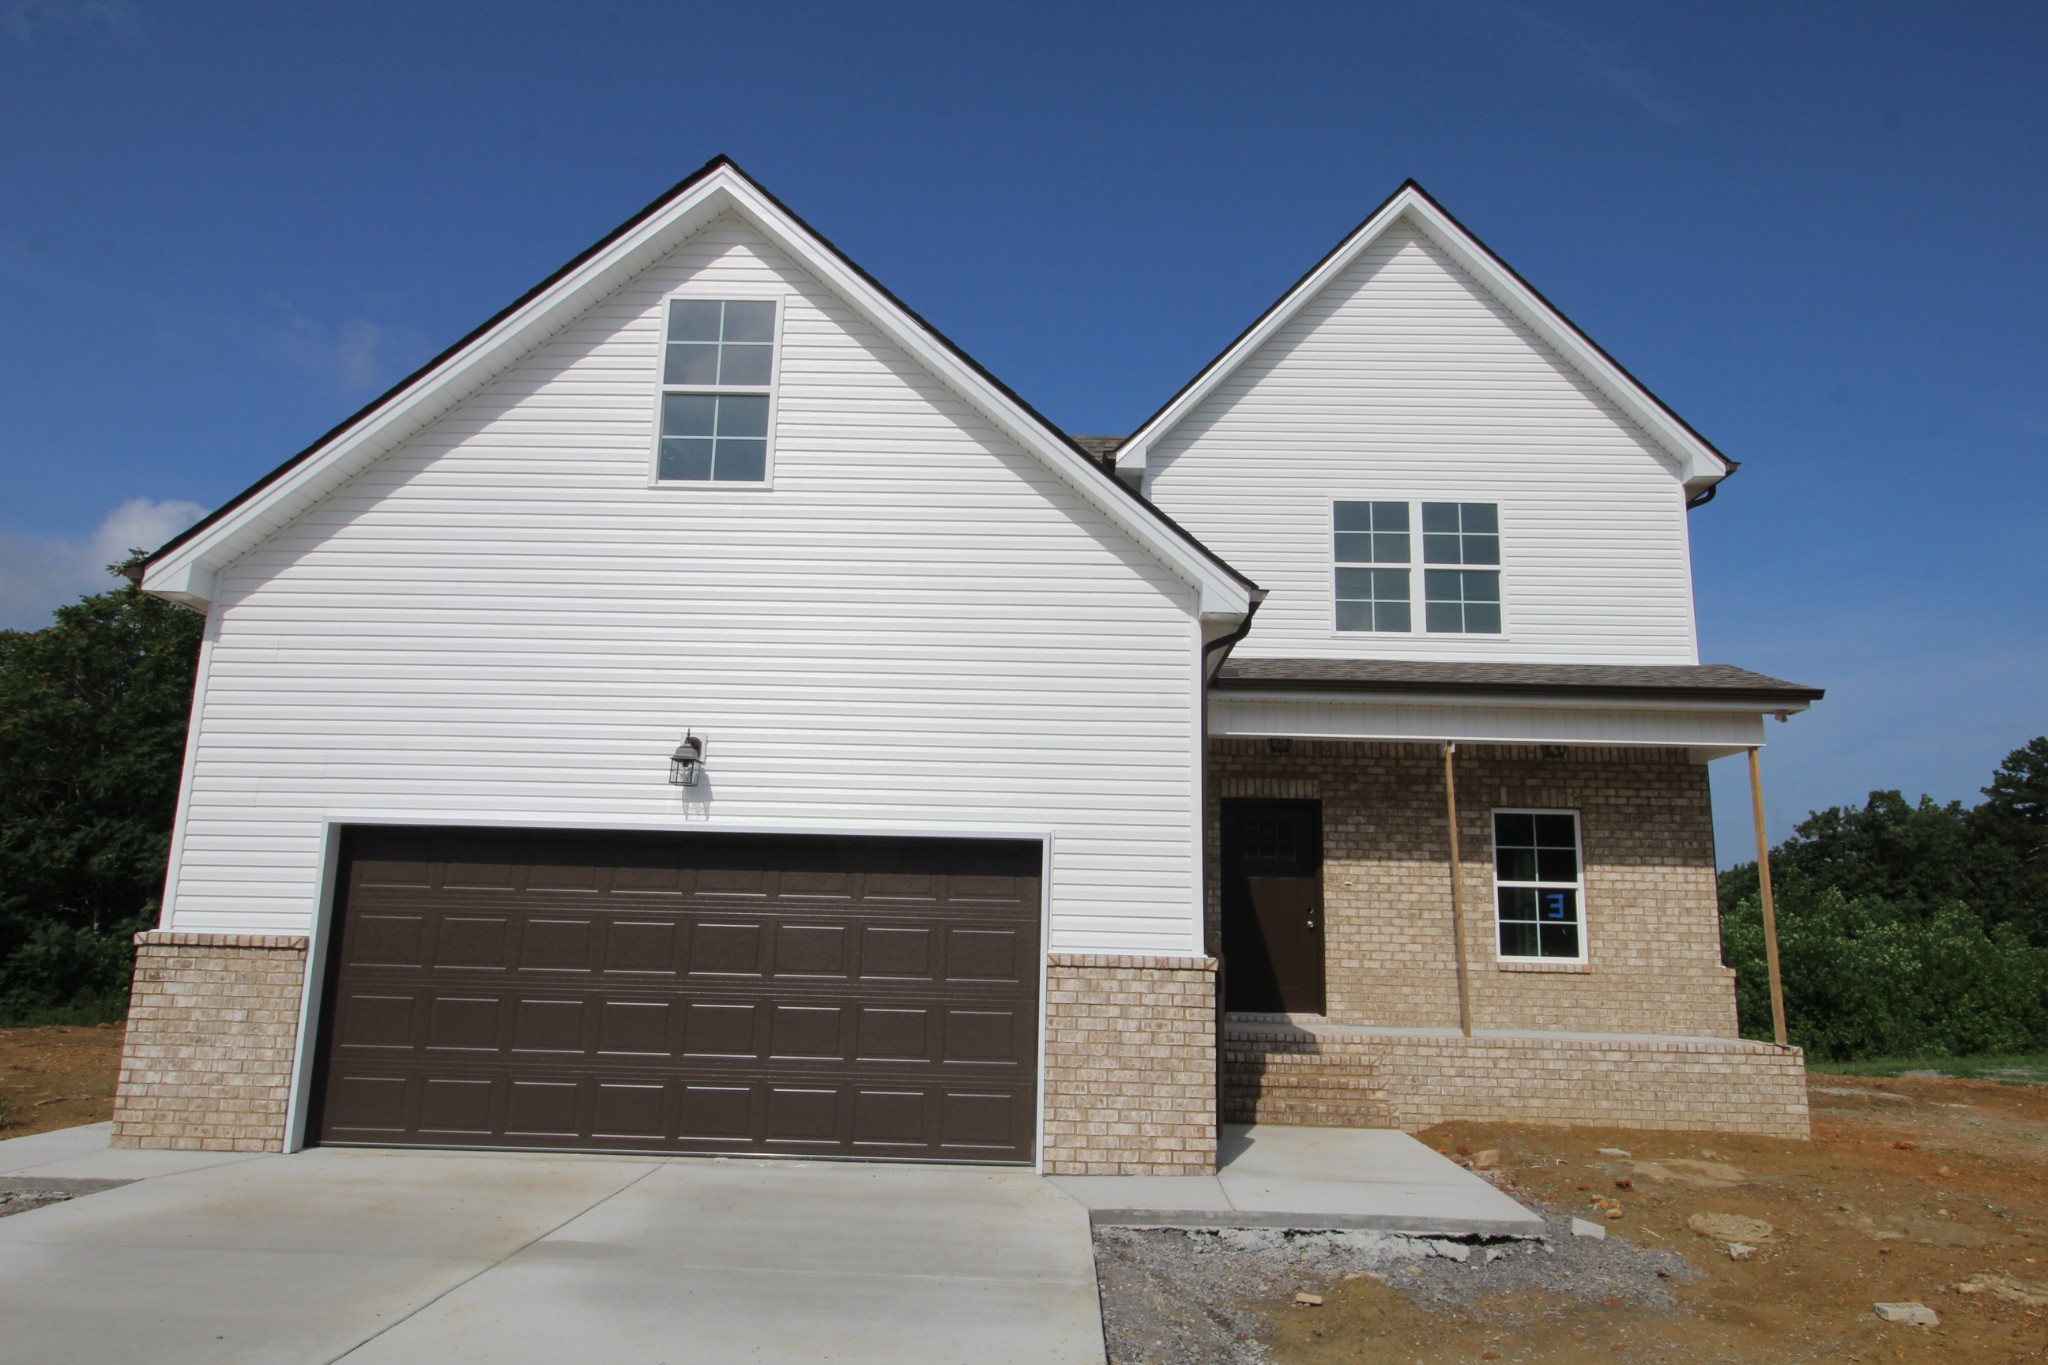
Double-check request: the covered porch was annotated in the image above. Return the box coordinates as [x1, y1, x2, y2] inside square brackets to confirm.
[1202, 659, 1821, 1138]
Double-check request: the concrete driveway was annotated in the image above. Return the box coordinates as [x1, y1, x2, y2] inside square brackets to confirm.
[0, 1130, 1104, 1364]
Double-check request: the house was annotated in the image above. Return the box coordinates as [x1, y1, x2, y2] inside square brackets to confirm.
[112, 157, 1820, 1173]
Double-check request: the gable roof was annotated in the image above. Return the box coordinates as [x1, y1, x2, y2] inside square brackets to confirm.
[139, 156, 1255, 618]
[1110, 180, 1735, 496]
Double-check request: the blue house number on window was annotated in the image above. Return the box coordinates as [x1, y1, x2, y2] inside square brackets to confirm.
[1543, 892, 1570, 920]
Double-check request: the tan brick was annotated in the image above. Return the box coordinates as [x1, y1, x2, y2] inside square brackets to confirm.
[110, 935, 308, 1153]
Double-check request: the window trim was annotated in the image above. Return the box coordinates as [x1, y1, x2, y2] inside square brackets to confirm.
[1489, 806, 1588, 965]
[647, 288, 786, 490]
[1328, 498, 1511, 638]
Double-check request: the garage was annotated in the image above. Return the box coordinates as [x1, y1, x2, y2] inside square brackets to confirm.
[309, 827, 1043, 1164]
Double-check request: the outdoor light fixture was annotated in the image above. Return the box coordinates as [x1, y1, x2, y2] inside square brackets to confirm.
[668, 732, 706, 787]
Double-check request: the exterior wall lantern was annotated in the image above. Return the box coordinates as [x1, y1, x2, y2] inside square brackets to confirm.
[668, 732, 707, 787]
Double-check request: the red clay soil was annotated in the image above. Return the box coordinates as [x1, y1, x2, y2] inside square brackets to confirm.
[0, 1025, 125, 1140]
[1261, 1075, 2048, 1363]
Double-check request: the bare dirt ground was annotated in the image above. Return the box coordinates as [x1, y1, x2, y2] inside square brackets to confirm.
[0, 1024, 124, 1140]
[1103, 1075, 2048, 1364]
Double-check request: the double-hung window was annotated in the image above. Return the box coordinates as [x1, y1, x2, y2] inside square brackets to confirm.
[1492, 810, 1584, 961]
[656, 298, 777, 483]
[1422, 502, 1501, 634]
[1333, 500, 1502, 634]
[1333, 501, 1411, 632]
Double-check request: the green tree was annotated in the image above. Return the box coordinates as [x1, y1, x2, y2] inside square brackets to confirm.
[1722, 875, 2048, 1058]
[0, 566, 203, 1020]
[1971, 737, 2048, 942]
[1720, 737, 2048, 948]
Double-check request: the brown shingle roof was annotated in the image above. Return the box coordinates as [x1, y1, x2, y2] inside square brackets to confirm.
[1066, 435, 1126, 471]
[1212, 659, 1823, 703]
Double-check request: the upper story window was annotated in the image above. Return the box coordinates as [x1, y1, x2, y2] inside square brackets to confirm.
[656, 298, 777, 483]
[1333, 500, 1411, 632]
[1333, 499, 1502, 634]
[1493, 810, 1584, 961]
[1422, 502, 1500, 634]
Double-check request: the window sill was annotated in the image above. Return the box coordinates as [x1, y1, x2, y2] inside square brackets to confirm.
[645, 477, 775, 491]
[1495, 959, 1591, 974]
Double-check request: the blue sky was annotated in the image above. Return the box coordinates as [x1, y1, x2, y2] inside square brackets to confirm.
[2, 0, 2043, 860]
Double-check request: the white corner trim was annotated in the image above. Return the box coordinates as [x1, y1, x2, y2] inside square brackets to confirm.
[1116, 185, 1732, 493]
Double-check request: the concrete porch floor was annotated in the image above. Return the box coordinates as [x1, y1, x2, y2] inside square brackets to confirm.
[1052, 1123, 1544, 1237]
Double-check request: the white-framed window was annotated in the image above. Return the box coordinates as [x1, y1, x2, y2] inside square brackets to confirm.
[654, 296, 779, 484]
[1333, 499, 1503, 635]
[1491, 809, 1585, 961]
[1333, 500, 1411, 632]
[1422, 502, 1501, 634]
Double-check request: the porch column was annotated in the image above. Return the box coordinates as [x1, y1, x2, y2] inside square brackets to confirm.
[1747, 747, 1790, 1047]
[1442, 741, 1474, 1037]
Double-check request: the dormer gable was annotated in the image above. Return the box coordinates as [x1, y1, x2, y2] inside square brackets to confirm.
[1113, 181, 1733, 499]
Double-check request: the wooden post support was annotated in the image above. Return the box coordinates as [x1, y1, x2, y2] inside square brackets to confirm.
[1442, 741, 1474, 1038]
[1748, 746, 1789, 1048]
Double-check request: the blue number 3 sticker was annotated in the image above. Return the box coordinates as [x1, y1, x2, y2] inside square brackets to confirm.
[1543, 892, 1569, 920]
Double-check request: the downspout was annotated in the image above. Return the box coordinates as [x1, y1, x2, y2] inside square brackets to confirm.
[1685, 484, 1718, 511]
[1200, 594, 1262, 1159]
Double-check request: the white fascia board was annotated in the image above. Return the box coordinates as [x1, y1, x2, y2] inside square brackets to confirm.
[1213, 687, 1811, 717]
[1209, 690, 1796, 748]
[1117, 186, 1733, 493]
[143, 167, 1251, 622]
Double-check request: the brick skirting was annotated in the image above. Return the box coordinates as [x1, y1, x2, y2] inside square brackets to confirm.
[1042, 954, 1219, 1174]
[111, 932, 310, 1152]
[1226, 1019, 1809, 1138]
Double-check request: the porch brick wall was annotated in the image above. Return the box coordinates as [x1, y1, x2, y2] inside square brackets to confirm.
[1043, 954, 1218, 1174]
[110, 932, 308, 1152]
[1207, 740, 1740, 1037]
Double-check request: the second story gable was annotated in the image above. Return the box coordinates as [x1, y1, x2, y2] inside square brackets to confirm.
[1120, 184, 1731, 667]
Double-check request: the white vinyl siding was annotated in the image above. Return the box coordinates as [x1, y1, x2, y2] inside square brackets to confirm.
[163, 215, 1204, 955]
[1144, 221, 1700, 664]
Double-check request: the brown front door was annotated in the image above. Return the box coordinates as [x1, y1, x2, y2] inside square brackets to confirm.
[310, 826, 1042, 1164]
[1221, 800, 1325, 1014]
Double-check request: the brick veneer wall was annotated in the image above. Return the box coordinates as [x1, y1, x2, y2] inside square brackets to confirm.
[1207, 741, 1740, 1038]
[111, 932, 309, 1152]
[1043, 954, 1218, 1174]
[1360, 1026, 1806, 1136]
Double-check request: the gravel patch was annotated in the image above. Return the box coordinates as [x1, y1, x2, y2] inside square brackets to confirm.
[1095, 1208, 1697, 1365]
[0, 1177, 131, 1220]
[0, 1188, 78, 1219]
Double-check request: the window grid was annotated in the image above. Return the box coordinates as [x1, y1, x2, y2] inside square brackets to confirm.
[1421, 502, 1502, 634]
[1333, 500, 1413, 633]
[1332, 500, 1503, 635]
[657, 298, 776, 484]
[1492, 809, 1584, 961]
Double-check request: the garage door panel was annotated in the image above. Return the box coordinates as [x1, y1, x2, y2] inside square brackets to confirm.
[345, 913, 426, 968]
[314, 829, 1040, 1163]
[433, 915, 510, 969]
[773, 923, 849, 977]
[689, 921, 766, 975]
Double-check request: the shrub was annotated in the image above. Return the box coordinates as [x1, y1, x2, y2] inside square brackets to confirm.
[1723, 874, 2048, 1059]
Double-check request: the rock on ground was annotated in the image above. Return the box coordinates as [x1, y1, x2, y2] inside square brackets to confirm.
[1094, 1210, 1694, 1365]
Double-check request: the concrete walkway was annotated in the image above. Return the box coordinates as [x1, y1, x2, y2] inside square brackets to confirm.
[1052, 1123, 1543, 1236]
[0, 1127, 1104, 1364]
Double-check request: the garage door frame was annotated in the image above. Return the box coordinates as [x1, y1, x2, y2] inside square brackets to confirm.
[282, 816, 1055, 1168]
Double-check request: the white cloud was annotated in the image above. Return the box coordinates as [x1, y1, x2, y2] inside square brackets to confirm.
[268, 300, 425, 394]
[1, 0, 139, 45]
[0, 498, 205, 630]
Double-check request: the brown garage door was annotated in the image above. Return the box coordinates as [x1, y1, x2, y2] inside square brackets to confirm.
[310, 827, 1041, 1164]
